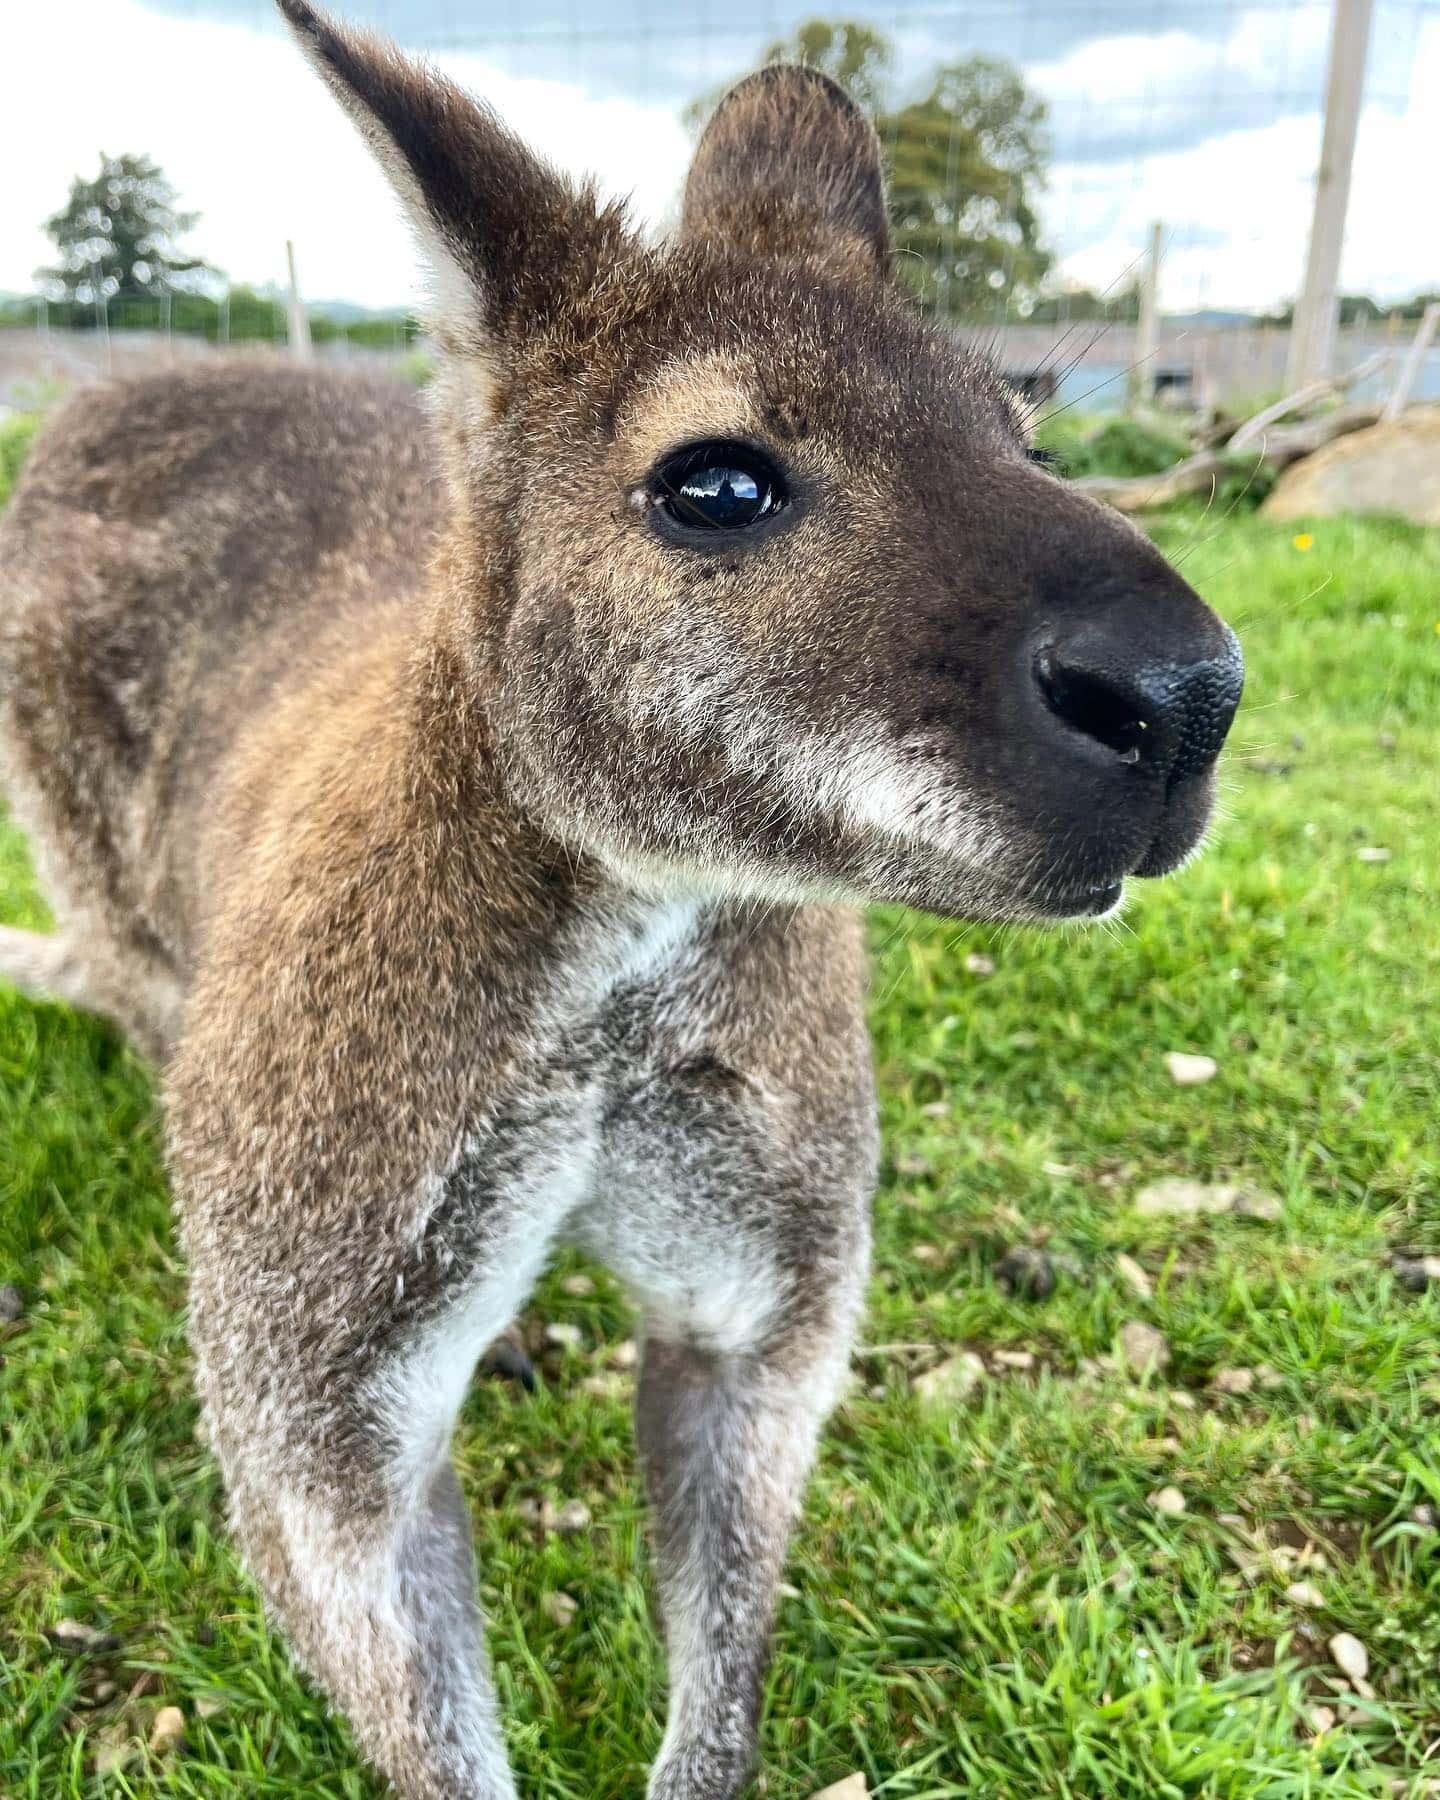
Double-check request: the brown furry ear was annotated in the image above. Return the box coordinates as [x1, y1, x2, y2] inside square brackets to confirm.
[277, 0, 629, 346]
[682, 66, 889, 276]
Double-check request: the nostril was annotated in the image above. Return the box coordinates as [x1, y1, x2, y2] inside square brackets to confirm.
[1035, 649, 1150, 762]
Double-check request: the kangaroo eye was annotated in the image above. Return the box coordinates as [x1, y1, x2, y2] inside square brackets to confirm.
[651, 443, 787, 534]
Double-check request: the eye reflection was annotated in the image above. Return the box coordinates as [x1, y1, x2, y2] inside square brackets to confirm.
[651, 443, 786, 534]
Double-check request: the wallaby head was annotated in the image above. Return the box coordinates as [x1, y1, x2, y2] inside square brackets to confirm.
[282, 0, 1242, 925]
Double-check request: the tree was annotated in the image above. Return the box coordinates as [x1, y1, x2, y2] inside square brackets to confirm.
[685, 20, 1052, 320]
[39, 153, 211, 307]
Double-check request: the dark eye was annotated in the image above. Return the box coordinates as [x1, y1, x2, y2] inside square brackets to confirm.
[1027, 444, 1061, 469]
[651, 443, 787, 534]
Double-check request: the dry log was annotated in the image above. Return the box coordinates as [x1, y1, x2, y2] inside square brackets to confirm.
[1069, 404, 1380, 513]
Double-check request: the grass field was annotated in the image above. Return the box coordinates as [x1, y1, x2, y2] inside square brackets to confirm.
[2, 415, 1439, 1797]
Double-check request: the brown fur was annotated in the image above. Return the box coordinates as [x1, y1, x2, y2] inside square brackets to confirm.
[0, 6, 1240, 1795]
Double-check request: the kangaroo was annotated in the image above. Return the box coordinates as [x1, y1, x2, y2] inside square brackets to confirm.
[0, 4, 1243, 1794]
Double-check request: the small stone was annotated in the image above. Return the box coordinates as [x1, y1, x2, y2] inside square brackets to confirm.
[1328, 1631, 1369, 1683]
[93, 1734, 138, 1777]
[1377, 731, 1397, 750]
[580, 1372, 626, 1400]
[913, 1351, 987, 1407]
[195, 1697, 224, 1720]
[776, 1581, 801, 1601]
[895, 1148, 931, 1176]
[1210, 1366, 1255, 1396]
[1118, 1320, 1170, 1374]
[1134, 1178, 1236, 1217]
[963, 953, 996, 977]
[1115, 1253, 1153, 1299]
[611, 1339, 639, 1369]
[91, 1680, 118, 1704]
[1356, 846, 1391, 863]
[544, 1323, 583, 1350]
[1147, 1485, 1186, 1516]
[1309, 1704, 1336, 1737]
[1254, 1363, 1284, 1390]
[992, 1349, 1036, 1371]
[559, 1274, 595, 1298]
[149, 1706, 186, 1754]
[1286, 1580, 1325, 1608]
[1168, 1389, 1197, 1410]
[543, 1498, 592, 1537]
[1163, 1052, 1218, 1086]
[0, 1284, 23, 1324]
[1411, 1502, 1438, 1529]
[1230, 1188, 1284, 1223]
[541, 1591, 578, 1626]
[911, 1243, 943, 1266]
[809, 1776, 868, 1800]
[49, 1618, 119, 1655]
[994, 1246, 1055, 1300]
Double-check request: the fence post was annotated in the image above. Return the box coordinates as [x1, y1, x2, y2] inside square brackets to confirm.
[285, 240, 312, 360]
[1382, 301, 1440, 421]
[1286, 0, 1375, 388]
[1130, 220, 1163, 407]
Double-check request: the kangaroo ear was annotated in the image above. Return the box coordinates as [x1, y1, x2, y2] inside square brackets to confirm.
[278, 0, 626, 348]
[682, 66, 889, 276]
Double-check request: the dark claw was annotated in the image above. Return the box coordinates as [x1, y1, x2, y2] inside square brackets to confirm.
[481, 1334, 537, 1391]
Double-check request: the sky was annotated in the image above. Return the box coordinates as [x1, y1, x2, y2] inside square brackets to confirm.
[2, 0, 1436, 315]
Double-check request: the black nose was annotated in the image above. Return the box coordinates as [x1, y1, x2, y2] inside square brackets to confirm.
[1035, 614, 1243, 784]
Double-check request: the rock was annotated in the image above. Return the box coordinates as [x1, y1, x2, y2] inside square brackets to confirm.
[1355, 846, 1391, 864]
[913, 1351, 986, 1407]
[194, 1696, 225, 1720]
[1134, 1178, 1236, 1217]
[149, 1706, 186, 1754]
[992, 1349, 1036, 1371]
[1230, 1188, 1284, 1223]
[541, 1591, 578, 1626]
[963, 952, 995, 977]
[544, 1323, 583, 1350]
[1286, 1580, 1325, 1608]
[1210, 1366, 1255, 1396]
[611, 1339, 639, 1370]
[1163, 1052, 1218, 1086]
[1148, 1485, 1186, 1517]
[48, 1618, 119, 1656]
[1309, 1704, 1336, 1737]
[911, 1243, 943, 1266]
[0, 1284, 23, 1324]
[559, 1274, 595, 1297]
[1115, 1253, 1153, 1299]
[1412, 1503, 1439, 1530]
[1254, 1363, 1284, 1390]
[91, 1680, 118, 1704]
[542, 1498, 592, 1537]
[1263, 407, 1440, 526]
[1118, 1320, 1170, 1374]
[809, 1776, 868, 1800]
[92, 1733, 138, 1777]
[994, 1246, 1055, 1300]
[1328, 1631, 1369, 1684]
[580, 1371, 626, 1400]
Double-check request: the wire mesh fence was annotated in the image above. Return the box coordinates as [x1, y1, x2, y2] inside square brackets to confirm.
[3, 0, 1438, 412]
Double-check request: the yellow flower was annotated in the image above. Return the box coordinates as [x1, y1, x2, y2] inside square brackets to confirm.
[1292, 532, 1314, 552]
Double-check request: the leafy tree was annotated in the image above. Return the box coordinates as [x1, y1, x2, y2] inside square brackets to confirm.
[39, 153, 211, 306]
[685, 20, 1052, 320]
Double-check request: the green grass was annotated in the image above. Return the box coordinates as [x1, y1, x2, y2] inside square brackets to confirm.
[2, 423, 1439, 1796]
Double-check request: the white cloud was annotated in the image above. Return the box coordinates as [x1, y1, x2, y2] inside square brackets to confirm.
[1032, 10, 1440, 309]
[0, 0, 690, 308]
[1, 0, 1434, 313]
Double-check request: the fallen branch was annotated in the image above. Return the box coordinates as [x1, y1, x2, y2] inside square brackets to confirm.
[1070, 403, 1380, 513]
[1227, 351, 1388, 453]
